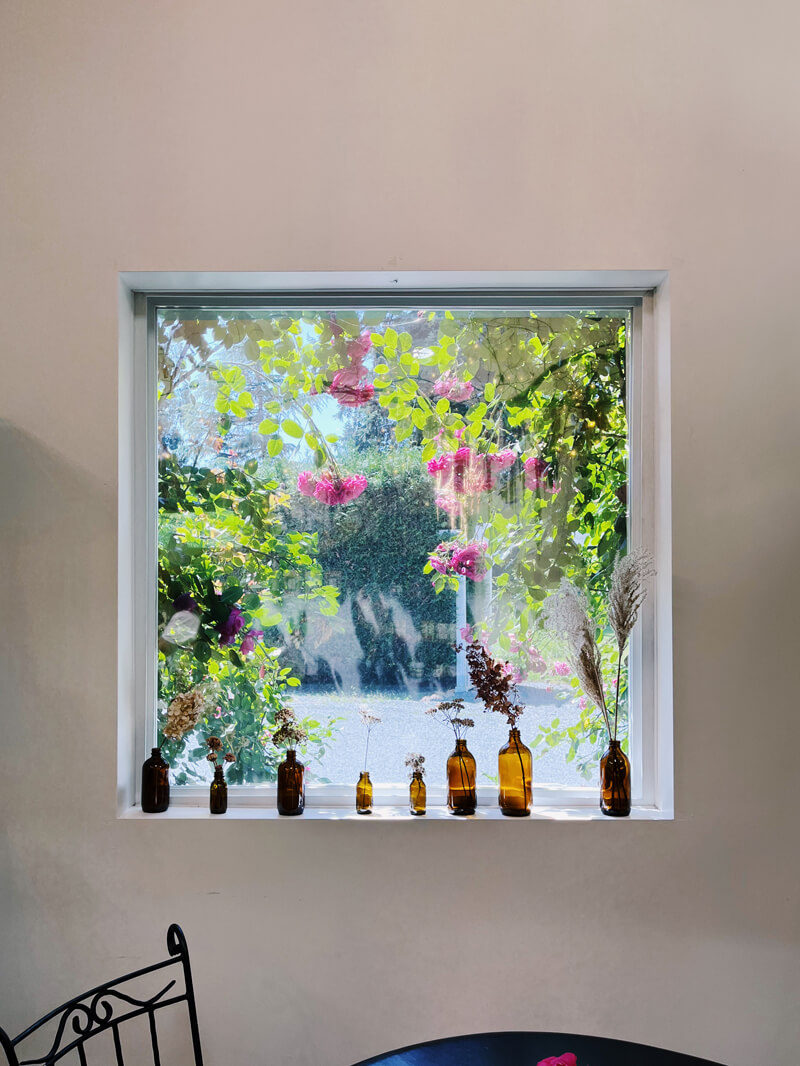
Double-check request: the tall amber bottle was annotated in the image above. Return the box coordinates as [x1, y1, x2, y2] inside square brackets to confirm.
[209, 764, 228, 814]
[498, 728, 532, 816]
[141, 747, 170, 813]
[277, 749, 305, 816]
[600, 739, 631, 816]
[356, 771, 373, 814]
[409, 771, 426, 816]
[447, 739, 477, 815]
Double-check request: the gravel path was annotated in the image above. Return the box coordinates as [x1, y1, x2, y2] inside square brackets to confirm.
[294, 686, 598, 788]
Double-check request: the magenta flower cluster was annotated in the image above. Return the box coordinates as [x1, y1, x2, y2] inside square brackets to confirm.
[427, 447, 516, 496]
[432, 372, 475, 403]
[298, 470, 368, 506]
[429, 539, 488, 582]
[328, 332, 375, 407]
[524, 455, 558, 493]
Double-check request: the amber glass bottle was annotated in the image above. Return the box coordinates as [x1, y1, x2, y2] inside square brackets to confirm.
[356, 771, 373, 814]
[141, 747, 170, 813]
[600, 739, 631, 816]
[209, 764, 228, 814]
[277, 749, 305, 816]
[447, 739, 477, 815]
[498, 728, 532, 816]
[409, 772, 426, 816]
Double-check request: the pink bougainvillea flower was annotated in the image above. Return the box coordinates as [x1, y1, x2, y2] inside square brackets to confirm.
[313, 472, 368, 506]
[487, 449, 515, 471]
[219, 606, 245, 646]
[527, 646, 547, 674]
[298, 471, 368, 505]
[451, 540, 488, 582]
[536, 1056, 578, 1066]
[427, 454, 453, 476]
[330, 364, 365, 389]
[297, 471, 318, 497]
[329, 377, 375, 407]
[346, 332, 372, 366]
[524, 455, 550, 491]
[429, 554, 451, 575]
[552, 661, 571, 677]
[428, 540, 460, 576]
[459, 624, 474, 642]
[434, 493, 461, 518]
[432, 373, 475, 404]
[427, 447, 512, 495]
[239, 628, 264, 656]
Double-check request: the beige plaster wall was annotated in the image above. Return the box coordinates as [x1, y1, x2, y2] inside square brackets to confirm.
[1, 2, 799, 1064]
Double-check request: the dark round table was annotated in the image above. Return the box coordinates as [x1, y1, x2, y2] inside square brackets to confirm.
[350, 1031, 725, 1066]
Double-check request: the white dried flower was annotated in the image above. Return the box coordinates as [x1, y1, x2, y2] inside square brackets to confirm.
[608, 548, 655, 652]
[163, 680, 219, 740]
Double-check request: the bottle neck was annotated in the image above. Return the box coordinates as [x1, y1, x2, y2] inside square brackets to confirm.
[411, 771, 423, 781]
[151, 747, 161, 758]
[213, 765, 225, 778]
[509, 728, 521, 741]
[607, 739, 622, 750]
[359, 771, 371, 781]
[455, 739, 469, 752]
[285, 749, 297, 763]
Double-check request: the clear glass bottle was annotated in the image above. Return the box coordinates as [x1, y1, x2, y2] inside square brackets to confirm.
[409, 771, 426, 816]
[356, 771, 373, 814]
[209, 764, 228, 814]
[600, 739, 631, 816]
[141, 747, 170, 813]
[447, 739, 476, 815]
[277, 749, 305, 816]
[498, 728, 532, 816]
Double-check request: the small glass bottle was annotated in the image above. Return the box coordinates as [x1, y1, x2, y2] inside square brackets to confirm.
[409, 771, 426, 816]
[498, 728, 532, 816]
[356, 771, 373, 814]
[141, 747, 170, 813]
[447, 739, 477, 815]
[600, 739, 631, 816]
[210, 764, 228, 814]
[277, 749, 305, 816]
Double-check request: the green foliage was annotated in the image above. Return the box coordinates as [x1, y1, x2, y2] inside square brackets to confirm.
[157, 306, 630, 783]
[157, 455, 339, 781]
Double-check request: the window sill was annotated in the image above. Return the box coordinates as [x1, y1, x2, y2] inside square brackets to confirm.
[120, 804, 672, 821]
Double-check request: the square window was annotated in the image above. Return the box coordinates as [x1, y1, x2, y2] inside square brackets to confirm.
[120, 274, 671, 816]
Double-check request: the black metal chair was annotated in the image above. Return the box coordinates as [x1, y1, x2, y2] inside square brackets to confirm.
[0, 925, 204, 1066]
[350, 1031, 727, 1066]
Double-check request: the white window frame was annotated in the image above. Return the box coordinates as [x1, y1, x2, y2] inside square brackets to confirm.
[117, 271, 672, 818]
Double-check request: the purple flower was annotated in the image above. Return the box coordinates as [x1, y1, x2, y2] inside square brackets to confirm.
[239, 628, 264, 656]
[219, 607, 245, 646]
[173, 593, 198, 613]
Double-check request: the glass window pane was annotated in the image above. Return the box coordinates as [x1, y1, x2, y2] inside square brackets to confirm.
[156, 305, 630, 791]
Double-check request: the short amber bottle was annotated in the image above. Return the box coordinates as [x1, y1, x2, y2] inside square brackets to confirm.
[600, 739, 631, 816]
[498, 728, 532, 816]
[141, 747, 170, 813]
[356, 771, 373, 814]
[447, 739, 476, 815]
[210, 764, 228, 814]
[409, 772, 426, 816]
[277, 749, 305, 816]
